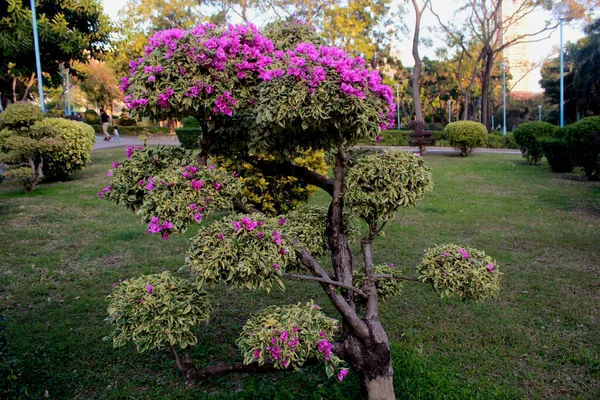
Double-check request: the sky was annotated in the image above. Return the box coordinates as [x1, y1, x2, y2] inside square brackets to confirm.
[101, 0, 589, 93]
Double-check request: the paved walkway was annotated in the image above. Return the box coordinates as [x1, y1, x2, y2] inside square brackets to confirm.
[93, 135, 521, 155]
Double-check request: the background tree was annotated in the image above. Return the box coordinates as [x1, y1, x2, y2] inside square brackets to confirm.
[76, 60, 122, 112]
[409, 0, 431, 122]
[0, 0, 111, 103]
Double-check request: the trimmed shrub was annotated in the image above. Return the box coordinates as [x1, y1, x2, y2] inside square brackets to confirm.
[407, 120, 437, 154]
[89, 125, 171, 136]
[181, 116, 201, 128]
[105, 271, 211, 352]
[487, 132, 518, 149]
[540, 138, 574, 173]
[564, 116, 600, 181]
[0, 102, 44, 129]
[117, 116, 137, 126]
[417, 244, 501, 301]
[444, 121, 487, 156]
[84, 109, 99, 124]
[513, 121, 558, 165]
[38, 119, 95, 180]
[175, 127, 202, 149]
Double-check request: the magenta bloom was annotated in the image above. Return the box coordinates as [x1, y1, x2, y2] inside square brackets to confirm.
[191, 179, 203, 190]
[182, 171, 190, 179]
[146, 285, 153, 294]
[388, 263, 394, 268]
[145, 178, 154, 191]
[486, 263, 494, 272]
[458, 248, 470, 259]
[279, 248, 287, 255]
[273, 263, 279, 269]
[232, 221, 241, 232]
[279, 218, 286, 226]
[337, 369, 349, 381]
[189, 203, 197, 211]
[442, 252, 448, 257]
[193, 212, 203, 223]
[107, 170, 112, 177]
[218, 233, 224, 241]
[112, 161, 119, 168]
[161, 232, 169, 240]
[376, 135, 382, 142]
[256, 231, 263, 239]
[272, 230, 282, 245]
[319, 331, 325, 337]
[253, 349, 261, 359]
[214, 182, 221, 190]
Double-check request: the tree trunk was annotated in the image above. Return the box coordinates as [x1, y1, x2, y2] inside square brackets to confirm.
[343, 320, 395, 400]
[196, 120, 211, 166]
[411, 0, 426, 122]
[480, 48, 494, 131]
[462, 91, 470, 120]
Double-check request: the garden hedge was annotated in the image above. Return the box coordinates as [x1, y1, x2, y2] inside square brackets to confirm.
[539, 138, 574, 173]
[513, 121, 558, 165]
[563, 116, 600, 181]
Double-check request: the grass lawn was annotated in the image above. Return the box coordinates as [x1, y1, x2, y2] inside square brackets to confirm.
[0, 148, 598, 399]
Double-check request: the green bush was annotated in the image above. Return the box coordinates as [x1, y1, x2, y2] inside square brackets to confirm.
[417, 244, 502, 301]
[444, 121, 487, 156]
[84, 109, 99, 124]
[181, 116, 201, 128]
[105, 271, 211, 353]
[0, 102, 44, 130]
[89, 125, 171, 136]
[117, 116, 137, 126]
[175, 128, 202, 149]
[367, 129, 410, 146]
[513, 121, 558, 165]
[487, 132, 518, 149]
[37, 119, 95, 180]
[540, 138, 574, 173]
[564, 116, 600, 181]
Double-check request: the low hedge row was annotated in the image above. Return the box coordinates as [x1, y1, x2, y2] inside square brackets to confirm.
[89, 125, 172, 136]
[175, 128, 202, 149]
[369, 129, 517, 149]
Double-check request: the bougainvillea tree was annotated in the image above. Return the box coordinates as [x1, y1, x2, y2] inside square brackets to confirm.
[104, 21, 502, 400]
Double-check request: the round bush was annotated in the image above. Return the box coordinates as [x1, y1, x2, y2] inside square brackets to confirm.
[117, 116, 137, 126]
[416, 244, 501, 301]
[0, 103, 44, 131]
[344, 150, 433, 224]
[175, 128, 202, 149]
[444, 121, 487, 156]
[513, 121, 558, 165]
[237, 302, 344, 377]
[540, 138, 573, 173]
[563, 116, 600, 181]
[37, 118, 95, 180]
[105, 271, 211, 352]
[84, 109, 99, 124]
[181, 116, 201, 128]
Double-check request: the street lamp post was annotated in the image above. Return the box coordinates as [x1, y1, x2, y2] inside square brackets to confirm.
[30, 0, 45, 110]
[500, 61, 509, 136]
[538, 105, 542, 121]
[556, 3, 569, 127]
[395, 84, 400, 129]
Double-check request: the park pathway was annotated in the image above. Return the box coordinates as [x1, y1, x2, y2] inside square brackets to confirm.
[93, 135, 521, 155]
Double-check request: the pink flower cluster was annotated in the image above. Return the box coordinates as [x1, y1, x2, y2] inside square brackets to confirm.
[145, 177, 155, 191]
[317, 338, 332, 360]
[147, 216, 173, 240]
[485, 263, 494, 272]
[232, 216, 260, 232]
[125, 145, 143, 159]
[458, 248, 470, 259]
[212, 91, 236, 116]
[97, 185, 112, 198]
[259, 327, 300, 368]
[259, 42, 395, 129]
[189, 203, 203, 223]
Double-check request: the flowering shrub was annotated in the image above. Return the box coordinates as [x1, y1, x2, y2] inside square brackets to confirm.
[416, 244, 501, 301]
[262, 16, 324, 51]
[254, 42, 395, 155]
[37, 118, 95, 180]
[184, 214, 295, 292]
[344, 150, 433, 224]
[102, 145, 195, 210]
[137, 164, 241, 236]
[214, 148, 328, 215]
[105, 271, 211, 352]
[237, 302, 346, 378]
[122, 23, 274, 122]
[444, 121, 487, 156]
[513, 121, 558, 165]
[352, 264, 402, 303]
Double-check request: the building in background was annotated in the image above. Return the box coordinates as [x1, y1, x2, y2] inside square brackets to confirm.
[501, 0, 533, 93]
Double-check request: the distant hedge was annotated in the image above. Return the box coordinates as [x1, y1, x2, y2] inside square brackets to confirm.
[89, 125, 171, 136]
[175, 128, 202, 149]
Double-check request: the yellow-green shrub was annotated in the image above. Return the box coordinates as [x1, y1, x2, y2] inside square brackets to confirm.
[445, 121, 487, 156]
[416, 244, 501, 301]
[38, 118, 95, 180]
[105, 271, 211, 352]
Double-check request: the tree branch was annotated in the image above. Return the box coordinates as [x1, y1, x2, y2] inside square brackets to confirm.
[282, 272, 368, 298]
[245, 157, 334, 197]
[373, 274, 421, 282]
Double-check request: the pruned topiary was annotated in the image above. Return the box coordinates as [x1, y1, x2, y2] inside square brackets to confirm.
[444, 121, 487, 156]
[513, 121, 558, 165]
[417, 244, 501, 301]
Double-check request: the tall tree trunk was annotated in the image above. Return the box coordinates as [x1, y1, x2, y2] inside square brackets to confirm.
[411, 0, 429, 122]
[462, 91, 470, 120]
[480, 48, 494, 131]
